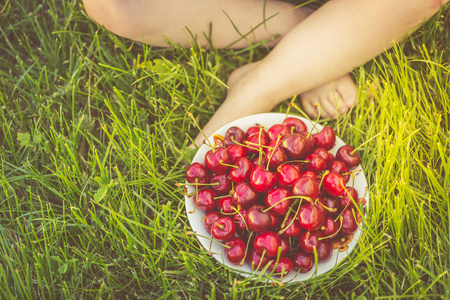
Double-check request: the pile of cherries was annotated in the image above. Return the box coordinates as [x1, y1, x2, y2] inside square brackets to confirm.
[185, 117, 366, 278]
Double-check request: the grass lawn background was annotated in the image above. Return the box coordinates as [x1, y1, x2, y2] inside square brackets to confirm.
[1, 0, 449, 298]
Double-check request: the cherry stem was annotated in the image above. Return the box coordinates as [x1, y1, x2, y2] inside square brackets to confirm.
[219, 160, 239, 169]
[278, 198, 304, 235]
[176, 182, 219, 187]
[307, 103, 321, 139]
[318, 170, 330, 190]
[285, 95, 298, 117]
[289, 102, 312, 122]
[240, 231, 253, 266]
[263, 196, 309, 213]
[187, 112, 214, 150]
[319, 216, 343, 240]
[233, 206, 249, 231]
[266, 135, 282, 171]
[350, 132, 382, 154]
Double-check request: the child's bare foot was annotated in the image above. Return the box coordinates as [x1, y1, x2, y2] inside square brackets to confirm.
[300, 74, 357, 119]
[227, 63, 357, 119]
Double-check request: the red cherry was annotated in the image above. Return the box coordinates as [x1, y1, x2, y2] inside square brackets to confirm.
[232, 182, 259, 208]
[298, 202, 325, 232]
[266, 140, 288, 171]
[328, 160, 351, 182]
[292, 176, 320, 200]
[246, 204, 272, 233]
[227, 144, 247, 162]
[254, 231, 281, 257]
[283, 117, 307, 133]
[193, 189, 217, 211]
[250, 164, 277, 193]
[281, 133, 309, 160]
[246, 126, 267, 138]
[211, 217, 236, 241]
[298, 131, 315, 153]
[304, 153, 327, 173]
[269, 257, 293, 277]
[267, 124, 290, 141]
[266, 187, 293, 216]
[210, 173, 232, 195]
[298, 230, 322, 253]
[322, 172, 346, 197]
[247, 248, 270, 271]
[229, 157, 253, 183]
[336, 145, 361, 168]
[203, 211, 222, 233]
[225, 237, 246, 265]
[340, 186, 359, 209]
[216, 196, 235, 214]
[280, 215, 304, 237]
[233, 208, 248, 231]
[245, 133, 268, 155]
[320, 196, 341, 218]
[185, 162, 210, 184]
[204, 147, 232, 174]
[341, 208, 358, 234]
[293, 251, 314, 273]
[300, 170, 317, 181]
[224, 126, 246, 147]
[320, 216, 341, 239]
[312, 126, 336, 150]
[311, 147, 333, 165]
[279, 237, 290, 256]
[276, 164, 301, 187]
[316, 240, 333, 262]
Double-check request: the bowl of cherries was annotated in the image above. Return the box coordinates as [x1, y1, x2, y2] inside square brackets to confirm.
[184, 113, 368, 282]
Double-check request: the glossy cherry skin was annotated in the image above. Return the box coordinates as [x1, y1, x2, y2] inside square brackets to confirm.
[292, 176, 320, 200]
[203, 210, 222, 233]
[229, 157, 253, 183]
[211, 217, 236, 241]
[320, 216, 341, 239]
[245, 132, 268, 155]
[303, 153, 327, 173]
[225, 237, 247, 265]
[204, 147, 232, 174]
[311, 147, 333, 165]
[227, 144, 247, 162]
[281, 133, 309, 160]
[265, 187, 292, 216]
[185, 162, 210, 184]
[336, 145, 361, 168]
[254, 231, 281, 257]
[298, 202, 325, 232]
[340, 186, 359, 209]
[280, 215, 304, 237]
[322, 172, 346, 197]
[247, 248, 270, 271]
[321, 196, 341, 219]
[312, 126, 336, 150]
[341, 208, 358, 234]
[246, 126, 267, 138]
[298, 131, 315, 153]
[250, 164, 277, 193]
[216, 196, 235, 214]
[293, 251, 314, 273]
[267, 124, 291, 142]
[298, 230, 322, 253]
[233, 208, 248, 231]
[210, 173, 232, 195]
[224, 126, 246, 147]
[266, 140, 288, 171]
[269, 257, 293, 277]
[279, 237, 291, 256]
[328, 160, 351, 182]
[232, 182, 259, 208]
[276, 164, 301, 188]
[316, 240, 333, 263]
[283, 117, 307, 133]
[246, 204, 272, 233]
[193, 189, 217, 211]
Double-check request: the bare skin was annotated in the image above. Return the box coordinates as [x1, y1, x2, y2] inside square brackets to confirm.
[82, 0, 447, 147]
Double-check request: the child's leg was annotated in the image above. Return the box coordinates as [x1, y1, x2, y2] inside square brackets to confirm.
[82, 0, 311, 48]
[194, 0, 447, 146]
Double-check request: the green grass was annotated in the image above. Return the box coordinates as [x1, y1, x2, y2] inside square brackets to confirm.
[1, 0, 449, 298]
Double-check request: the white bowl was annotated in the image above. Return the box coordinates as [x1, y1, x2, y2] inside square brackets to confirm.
[185, 113, 369, 282]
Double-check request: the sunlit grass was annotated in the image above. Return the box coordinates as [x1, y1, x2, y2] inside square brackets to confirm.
[0, 0, 449, 298]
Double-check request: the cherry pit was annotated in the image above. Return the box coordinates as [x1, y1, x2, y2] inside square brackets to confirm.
[184, 115, 367, 280]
